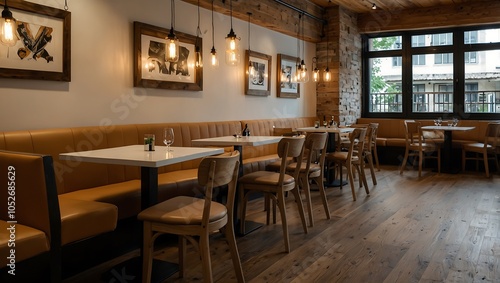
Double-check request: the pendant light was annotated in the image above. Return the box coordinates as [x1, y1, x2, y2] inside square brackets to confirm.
[312, 57, 320, 83]
[246, 12, 256, 80]
[0, 0, 17, 47]
[225, 0, 240, 66]
[210, 0, 218, 67]
[166, 0, 179, 62]
[323, 21, 332, 82]
[194, 0, 202, 68]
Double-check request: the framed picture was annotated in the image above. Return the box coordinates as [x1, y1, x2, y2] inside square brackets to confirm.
[0, 0, 71, 81]
[276, 53, 300, 98]
[134, 21, 202, 91]
[245, 50, 271, 96]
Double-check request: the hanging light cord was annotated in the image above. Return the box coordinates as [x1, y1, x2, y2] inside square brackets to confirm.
[247, 12, 251, 51]
[325, 23, 329, 68]
[296, 14, 301, 62]
[64, 0, 68, 10]
[301, 12, 306, 64]
[230, 0, 233, 29]
[196, 0, 201, 37]
[211, 0, 215, 48]
[170, 0, 175, 29]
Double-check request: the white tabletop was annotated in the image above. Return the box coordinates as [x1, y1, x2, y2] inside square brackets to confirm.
[295, 126, 354, 133]
[60, 145, 224, 168]
[191, 136, 283, 147]
[421, 125, 475, 131]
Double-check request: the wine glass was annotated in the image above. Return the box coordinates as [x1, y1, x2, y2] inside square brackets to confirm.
[163, 128, 174, 152]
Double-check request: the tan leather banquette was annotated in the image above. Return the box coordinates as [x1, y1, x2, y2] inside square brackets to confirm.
[0, 118, 315, 221]
[356, 118, 495, 148]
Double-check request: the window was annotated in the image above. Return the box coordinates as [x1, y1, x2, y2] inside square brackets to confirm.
[465, 31, 478, 63]
[435, 53, 453, 64]
[364, 25, 500, 118]
[431, 33, 453, 46]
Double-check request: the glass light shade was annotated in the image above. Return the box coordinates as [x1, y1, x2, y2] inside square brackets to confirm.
[195, 46, 203, 68]
[225, 29, 240, 66]
[165, 28, 179, 62]
[0, 8, 17, 47]
[323, 67, 332, 82]
[210, 47, 219, 67]
[312, 68, 320, 82]
[248, 64, 256, 80]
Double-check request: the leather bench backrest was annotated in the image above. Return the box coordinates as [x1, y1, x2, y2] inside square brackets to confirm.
[0, 118, 313, 195]
[0, 151, 60, 245]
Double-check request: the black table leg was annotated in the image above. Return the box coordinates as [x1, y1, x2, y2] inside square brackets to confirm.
[441, 130, 460, 174]
[104, 167, 177, 283]
[324, 132, 348, 187]
[233, 145, 264, 236]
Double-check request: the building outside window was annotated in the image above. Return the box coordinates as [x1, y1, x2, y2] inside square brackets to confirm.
[364, 26, 500, 118]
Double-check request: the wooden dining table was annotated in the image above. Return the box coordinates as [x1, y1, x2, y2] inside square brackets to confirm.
[421, 125, 475, 173]
[60, 145, 224, 283]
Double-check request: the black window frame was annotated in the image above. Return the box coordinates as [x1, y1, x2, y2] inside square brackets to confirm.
[362, 24, 500, 120]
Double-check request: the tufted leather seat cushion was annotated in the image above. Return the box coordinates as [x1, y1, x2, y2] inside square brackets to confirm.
[137, 196, 226, 225]
[58, 197, 118, 245]
[0, 221, 49, 267]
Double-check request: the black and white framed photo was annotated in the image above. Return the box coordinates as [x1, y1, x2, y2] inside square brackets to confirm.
[277, 53, 300, 98]
[244, 50, 271, 96]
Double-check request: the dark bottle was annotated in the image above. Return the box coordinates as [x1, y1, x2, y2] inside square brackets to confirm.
[242, 124, 249, 136]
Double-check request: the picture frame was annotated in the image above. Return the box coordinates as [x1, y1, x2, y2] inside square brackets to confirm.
[0, 0, 71, 81]
[244, 50, 271, 96]
[134, 21, 202, 91]
[276, 53, 300, 98]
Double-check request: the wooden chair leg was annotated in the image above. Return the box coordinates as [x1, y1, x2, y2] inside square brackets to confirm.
[462, 150, 467, 173]
[276, 191, 290, 253]
[367, 154, 377, 185]
[301, 175, 314, 227]
[199, 233, 213, 283]
[224, 217, 245, 283]
[373, 145, 380, 171]
[400, 150, 409, 175]
[292, 185, 308, 234]
[142, 222, 154, 283]
[483, 152, 490, 177]
[418, 151, 423, 178]
[239, 188, 247, 235]
[178, 236, 186, 278]
[347, 165, 356, 201]
[314, 176, 331, 220]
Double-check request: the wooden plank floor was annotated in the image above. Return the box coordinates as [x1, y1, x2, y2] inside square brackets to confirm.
[64, 166, 500, 282]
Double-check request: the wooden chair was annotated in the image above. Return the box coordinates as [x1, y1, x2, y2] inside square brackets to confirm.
[238, 137, 308, 253]
[400, 120, 441, 177]
[286, 132, 330, 227]
[462, 122, 500, 177]
[326, 128, 369, 201]
[137, 151, 244, 283]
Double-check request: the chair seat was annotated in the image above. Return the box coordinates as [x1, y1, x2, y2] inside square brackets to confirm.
[239, 171, 295, 187]
[463, 142, 493, 152]
[138, 196, 227, 225]
[286, 162, 321, 173]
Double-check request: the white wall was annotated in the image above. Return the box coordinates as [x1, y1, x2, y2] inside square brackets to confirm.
[0, 0, 316, 131]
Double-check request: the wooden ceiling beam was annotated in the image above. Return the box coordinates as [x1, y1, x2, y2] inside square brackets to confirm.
[358, 0, 500, 33]
[181, 0, 326, 42]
